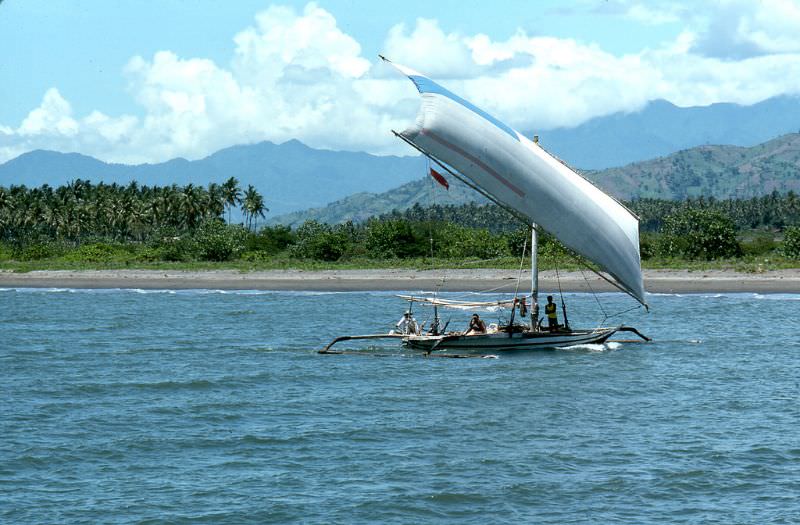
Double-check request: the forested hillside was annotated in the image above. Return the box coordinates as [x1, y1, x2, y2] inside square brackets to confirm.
[272, 134, 800, 226]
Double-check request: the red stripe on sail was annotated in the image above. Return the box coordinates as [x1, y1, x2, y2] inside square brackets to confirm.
[421, 129, 525, 197]
[429, 167, 450, 190]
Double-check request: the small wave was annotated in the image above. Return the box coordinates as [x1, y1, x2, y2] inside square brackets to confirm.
[10, 287, 77, 294]
[752, 293, 800, 301]
[0, 286, 171, 294]
[71, 378, 220, 392]
[427, 492, 489, 504]
[176, 289, 232, 295]
[225, 309, 256, 316]
[137, 379, 217, 391]
[558, 341, 620, 352]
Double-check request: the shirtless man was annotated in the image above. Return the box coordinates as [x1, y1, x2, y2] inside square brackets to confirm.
[466, 313, 487, 335]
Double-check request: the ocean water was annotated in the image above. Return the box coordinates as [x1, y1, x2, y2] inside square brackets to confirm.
[2, 287, 799, 524]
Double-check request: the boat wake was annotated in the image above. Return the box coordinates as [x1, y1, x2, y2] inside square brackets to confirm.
[558, 341, 622, 352]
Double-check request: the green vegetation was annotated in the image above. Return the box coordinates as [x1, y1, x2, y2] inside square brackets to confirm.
[383, 191, 800, 233]
[657, 208, 742, 260]
[273, 135, 800, 226]
[1, 181, 798, 272]
[784, 226, 800, 258]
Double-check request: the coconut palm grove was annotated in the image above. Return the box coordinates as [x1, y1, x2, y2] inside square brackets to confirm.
[0, 178, 799, 267]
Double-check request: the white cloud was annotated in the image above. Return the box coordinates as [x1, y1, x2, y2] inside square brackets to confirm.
[1, 1, 800, 164]
[383, 18, 478, 77]
[232, 3, 370, 80]
[686, 0, 800, 58]
[18, 88, 79, 137]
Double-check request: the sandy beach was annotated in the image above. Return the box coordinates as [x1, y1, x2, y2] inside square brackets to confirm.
[2, 268, 800, 293]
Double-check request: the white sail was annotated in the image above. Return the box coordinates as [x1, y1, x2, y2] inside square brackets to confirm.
[387, 59, 647, 306]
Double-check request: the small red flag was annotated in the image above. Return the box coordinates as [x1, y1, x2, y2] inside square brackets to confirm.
[429, 167, 449, 190]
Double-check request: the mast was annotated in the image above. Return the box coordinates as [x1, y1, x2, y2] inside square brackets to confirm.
[531, 223, 539, 330]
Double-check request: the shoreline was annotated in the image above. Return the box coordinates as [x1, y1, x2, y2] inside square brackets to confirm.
[2, 268, 800, 293]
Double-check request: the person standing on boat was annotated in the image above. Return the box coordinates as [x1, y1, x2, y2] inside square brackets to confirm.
[466, 313, 487, 335]
[396, 312, 418, 335]
[545, 296, 558, 332]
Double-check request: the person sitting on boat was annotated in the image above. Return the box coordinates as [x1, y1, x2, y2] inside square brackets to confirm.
[466, 313, 487, 335]
[396, 312, 418, 335]
[545, 295, 558, 332]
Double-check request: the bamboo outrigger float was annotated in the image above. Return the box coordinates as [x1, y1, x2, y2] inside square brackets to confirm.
[321, 57, 650, 355]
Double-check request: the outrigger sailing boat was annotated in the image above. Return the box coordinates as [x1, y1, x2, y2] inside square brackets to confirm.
[321, 57, 650, 355]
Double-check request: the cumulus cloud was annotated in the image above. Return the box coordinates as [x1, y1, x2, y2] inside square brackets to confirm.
[690, 0, 800, 59]
[1, 1, 800, 164]
[18, 88, 79, 137]
[382, 18, 479, 77]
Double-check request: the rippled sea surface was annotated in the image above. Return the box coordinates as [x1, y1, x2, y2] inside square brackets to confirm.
[2, 288, 799, 524]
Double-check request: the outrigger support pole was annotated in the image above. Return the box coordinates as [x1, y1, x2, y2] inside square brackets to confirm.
[616, 326, 651, 342]
[319, 334, 405, 354]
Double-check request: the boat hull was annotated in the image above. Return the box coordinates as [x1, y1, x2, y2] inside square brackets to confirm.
[403, 328, 617, 352]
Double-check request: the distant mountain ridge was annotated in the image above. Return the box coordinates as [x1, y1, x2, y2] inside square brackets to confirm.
[272, 133, 800, 226]
[592, 133, 800, 199]
[3, 94, 800, 218]
[0, 140, 425, 217]
[535, 96, 800, 169]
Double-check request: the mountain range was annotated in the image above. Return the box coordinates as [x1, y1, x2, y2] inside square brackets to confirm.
[2, 94, 799, 219]
[535, 95, 800, 169]
[272, 133, 800, 226]
[0, 140, 425, 217]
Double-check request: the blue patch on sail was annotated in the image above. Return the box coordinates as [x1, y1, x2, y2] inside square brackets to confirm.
[408, 75, 519, 141]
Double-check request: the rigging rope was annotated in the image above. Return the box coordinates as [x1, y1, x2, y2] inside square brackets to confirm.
[513, 233, 528, 298]
[554, 265, 565, 306]
[507, 231, 529, 330]
[427, 157, 437, 264]
[554, 264, 570, 329]
[427, 157, 445, 334]
[575, 258, 647, 318]
[580, 267, 609, 324]
[604, 304, 643, 320]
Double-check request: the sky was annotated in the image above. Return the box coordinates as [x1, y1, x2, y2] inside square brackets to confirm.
[2, 0, 800, 164]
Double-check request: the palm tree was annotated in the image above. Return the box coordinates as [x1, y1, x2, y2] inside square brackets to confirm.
[242, 185, 268, 231]
[206, 182, 226, 219]
[221, 177, 242, 224]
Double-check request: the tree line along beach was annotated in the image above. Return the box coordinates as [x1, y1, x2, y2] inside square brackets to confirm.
[1, 180, 799, 292]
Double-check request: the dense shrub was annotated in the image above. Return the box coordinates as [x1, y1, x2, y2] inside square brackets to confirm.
[194, 220, 248, 261]
[434, 223, 509, 259]
[151, 234, 197, 262]
[740, 233, 778, 257]
[63, 242, 124, 263]
[246, 225, 294, 255]
[658, 208, 742, 260]
[240, 250, 271, 262]
[365, 219, 425, 259]
[783, 226, 800, 258]
[639, 232, 658, 260]
[537, 233, 570, 260]
[289, 220, 353, 261]
[14, 242, 66, 260]
[502, 227, 531, 257]
[134, 247, 164, 263]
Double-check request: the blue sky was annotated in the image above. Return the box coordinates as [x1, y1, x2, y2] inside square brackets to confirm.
[1, 0, 799, 163]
